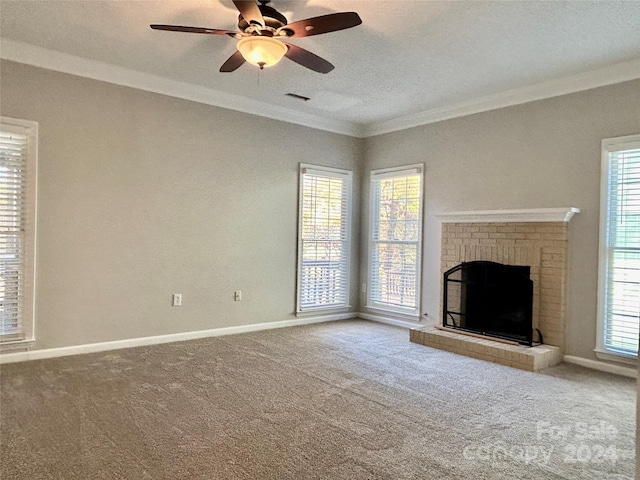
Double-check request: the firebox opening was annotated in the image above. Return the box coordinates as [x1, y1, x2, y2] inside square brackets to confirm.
[443, 261, 534, 346]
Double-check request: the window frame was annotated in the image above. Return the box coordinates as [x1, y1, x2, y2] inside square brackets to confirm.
[366, 164, 424, 319]
[0, 116, 38, 347]
[596, 134, 640, 363]
[296, 163, 353, 314]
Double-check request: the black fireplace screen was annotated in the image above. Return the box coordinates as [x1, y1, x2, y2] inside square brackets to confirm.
[443, 261, 533, 346]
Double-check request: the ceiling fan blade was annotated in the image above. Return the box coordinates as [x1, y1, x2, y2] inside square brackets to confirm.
[232, 0, 264, 26]
[150, 24, 237, 36]
[280, 12, 362, 38]
[220, 50, 246, 72]
[284, 43, 334, 74]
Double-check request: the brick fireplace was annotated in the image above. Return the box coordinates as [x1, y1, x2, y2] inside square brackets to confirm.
[411, 207, 579, 371]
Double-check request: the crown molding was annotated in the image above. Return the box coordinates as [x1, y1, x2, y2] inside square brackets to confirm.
[0, 39, 364, 138]
[436, 207, 580, 224]
[363, 59, 640, 138]
[2, 39, 638, 140]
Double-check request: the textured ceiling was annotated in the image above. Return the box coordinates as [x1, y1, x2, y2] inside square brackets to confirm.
[1, 0, 639, 134]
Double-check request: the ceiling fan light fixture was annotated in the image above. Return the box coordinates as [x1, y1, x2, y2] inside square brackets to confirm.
[236, 36, 287, 69]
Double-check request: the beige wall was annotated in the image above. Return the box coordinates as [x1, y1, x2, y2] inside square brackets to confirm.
[0, 60, 364, 350]
[2, 58, 639, 362]
[362, 79, 640, 360]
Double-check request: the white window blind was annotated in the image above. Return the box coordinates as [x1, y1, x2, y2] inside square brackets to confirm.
[0, 119, 37, 344]
[599, 136, 640, 357]
[368, 166, 423, 315]
[297, 165, 352, 312]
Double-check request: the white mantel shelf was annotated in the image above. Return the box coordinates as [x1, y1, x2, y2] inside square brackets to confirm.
[436, 207, 580, 224]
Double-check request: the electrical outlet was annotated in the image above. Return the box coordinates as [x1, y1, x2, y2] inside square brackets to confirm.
[172, 293, 182, 307]
[361, 283, 367, 293]
[234, 290, 242, 301]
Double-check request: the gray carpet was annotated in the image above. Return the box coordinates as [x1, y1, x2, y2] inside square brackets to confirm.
[0, 320, 636, 479]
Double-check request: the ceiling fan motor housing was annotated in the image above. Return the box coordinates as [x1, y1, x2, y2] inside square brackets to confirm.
[238, 4, 287, 32]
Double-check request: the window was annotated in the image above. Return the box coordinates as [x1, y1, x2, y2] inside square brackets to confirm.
[296, 164, 352, 312]
[597, 135, 640, 359]
[367, 165, 423, 317]
[0, 117, 37, 345]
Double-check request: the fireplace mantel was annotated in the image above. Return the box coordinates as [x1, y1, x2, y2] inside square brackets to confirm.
[436, 207, 580, 224]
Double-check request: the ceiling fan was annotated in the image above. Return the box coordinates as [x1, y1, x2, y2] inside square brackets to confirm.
[151, 0, 362, 74]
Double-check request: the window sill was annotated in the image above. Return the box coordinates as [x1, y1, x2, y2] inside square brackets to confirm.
[296, 307, 353, 318]
[594, 348, 638, 366]
[0, 338, 35, 353]
[364, 305, 420, 323]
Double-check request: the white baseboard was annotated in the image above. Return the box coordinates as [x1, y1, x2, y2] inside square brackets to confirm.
[563, 355, 637, 379]
[8, 313, 634, 381]
[0, 313, 356, 364]
[358, 312, 423, 329]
